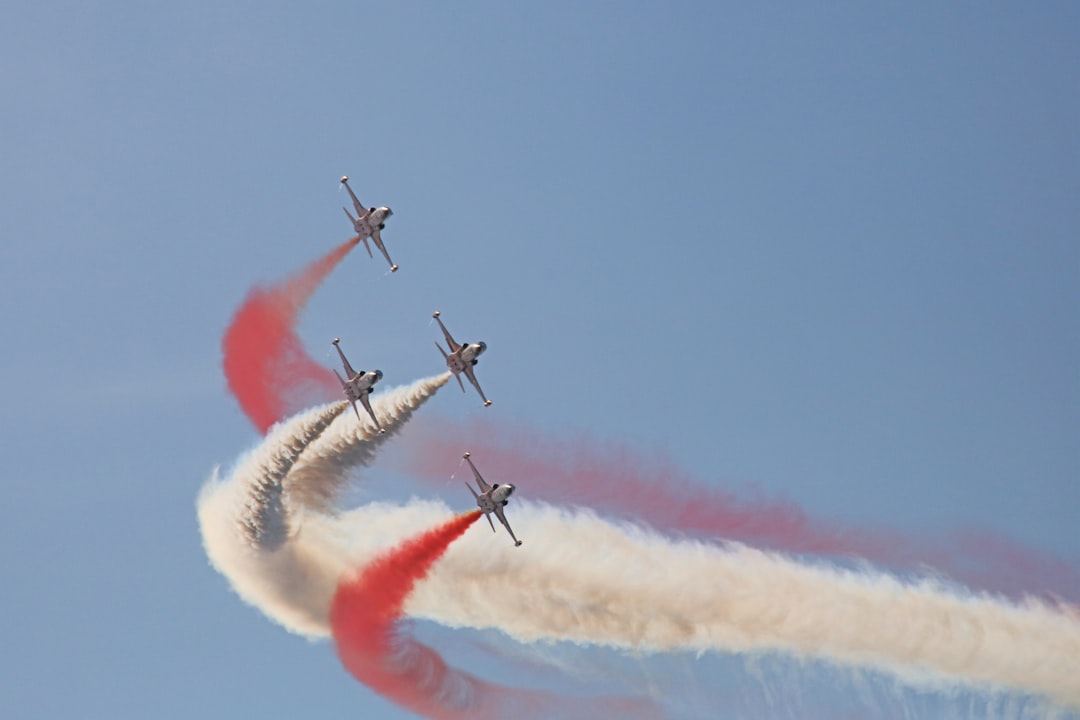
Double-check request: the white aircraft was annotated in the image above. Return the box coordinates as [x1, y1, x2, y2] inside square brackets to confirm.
[340, 175, 397, 272]
[463, 452, 521, 547]
[433, 311, 491, 407]
[331, 337, 385, 432]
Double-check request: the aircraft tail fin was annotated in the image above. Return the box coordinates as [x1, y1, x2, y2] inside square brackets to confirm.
[435, 341, 449, 361]
[465, 481, 479, 501]
[332, 368, 348, 390]
[486, 512, 496, 533]
[361, 237, 373, 258]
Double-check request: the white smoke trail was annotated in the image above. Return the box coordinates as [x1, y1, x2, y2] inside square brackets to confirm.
[200, 373, 1080, 712]
[197, 374, 450, 636]
[327, 501, 1080, 711]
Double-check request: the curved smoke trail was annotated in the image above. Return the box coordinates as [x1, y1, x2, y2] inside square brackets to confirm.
[218, 242, 1078, 606]
[222, 238, 358, 433]
[202, 390, 1080, 712]
[210, 246, 1079, 716]
[399, 416, 1080, 602]
[200, 374, 663, 716]
[199, 375, 447, 636]
[331, 511, 664, 720]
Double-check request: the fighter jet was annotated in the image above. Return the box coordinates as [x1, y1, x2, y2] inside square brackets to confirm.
[463, 452, 522, 546]
[331, 337, 385, 432]
[433, 311, 492, 407]
[340, 175, 397, 272]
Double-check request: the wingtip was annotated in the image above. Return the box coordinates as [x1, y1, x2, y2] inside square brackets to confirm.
[463, 451, 471, 459]
[483, 400, 493, 407]
[340, 175, 349, 183]
[433, 310, 441, 318]
[391, 264, 399, 272]
[332, 337, 340, 345]
[515, 541, 523, 547]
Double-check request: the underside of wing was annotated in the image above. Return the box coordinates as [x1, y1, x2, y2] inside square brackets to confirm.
[372, 229, 396, 270]
[358, 392, 382, 431]
[464, 365, 490, 405]
[334, 343, 358, 379]
[342, 179, 367, 216]
[465, 456, 492, 492]
[493, 504, 520, 545]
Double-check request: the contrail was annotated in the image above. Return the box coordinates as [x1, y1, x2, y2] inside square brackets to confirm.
[222, 238, 358, 433]
[399, 416, 1080, 602]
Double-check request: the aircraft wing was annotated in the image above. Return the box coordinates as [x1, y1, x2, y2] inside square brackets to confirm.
[341, 177, 367, 216]
[333, 341, 358, 379]
[433, 312, 463, 353]
[463, 454, 492, 493]
[463, 364, 492, 407]
[345, 397, 362, 423]
[371, 228, 397, 272]
[493, 503, 522, 546]
[358, 391, 383, 433]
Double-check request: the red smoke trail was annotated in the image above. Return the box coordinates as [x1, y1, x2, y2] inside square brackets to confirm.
[399, 416, 1080, 602]
[222, 238, 358, 433]
[330, 511, 663, 720]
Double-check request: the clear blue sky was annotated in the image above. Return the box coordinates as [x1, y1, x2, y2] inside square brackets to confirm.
[2, 2, 1077, 718]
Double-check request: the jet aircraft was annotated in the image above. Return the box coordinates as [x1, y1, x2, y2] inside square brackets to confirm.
[433, 311, 491, 406]
[331, 337, 385, 432]
[340, 175, 397, 272]
[463, 452, 522, 546]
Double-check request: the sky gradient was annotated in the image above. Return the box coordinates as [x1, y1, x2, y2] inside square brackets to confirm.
[2, 3, 1078, 718]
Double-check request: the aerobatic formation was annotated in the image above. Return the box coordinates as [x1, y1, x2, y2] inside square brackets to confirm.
[201, 174, 1080, 719]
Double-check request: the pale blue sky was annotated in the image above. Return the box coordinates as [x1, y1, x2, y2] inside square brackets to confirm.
[2, 2, 1077, 718]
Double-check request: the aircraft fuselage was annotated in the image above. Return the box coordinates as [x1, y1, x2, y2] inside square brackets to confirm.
[343, 372, 380, 402]
[351, 207, 392, 238]
[476, 483, 514, 513]
[447, 343, 486, 373]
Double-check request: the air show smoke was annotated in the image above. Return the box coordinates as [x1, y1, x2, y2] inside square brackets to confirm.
[219, 241, 1080, 603]
[208, 242, 1080, 717]
[222, 237, 358, 433]
[199, 375, 448, 637]
[331, 510, 665, 720]
[203, 399, 1080, 713]
[330, 510, 486, 719]
[401, 417, 1080, 602]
